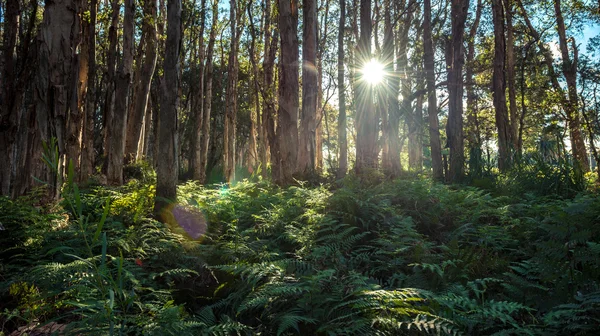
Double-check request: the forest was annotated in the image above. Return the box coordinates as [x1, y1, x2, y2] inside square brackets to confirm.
[2, 0, 600, 334]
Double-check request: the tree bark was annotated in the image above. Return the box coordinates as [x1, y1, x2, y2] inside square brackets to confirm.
[553, 0, 589, 171]
[297, 0, 318, 177]
[102, 0, 120, 173]
[337, 0, 348, 178]
[223, 0, 241, 183]
[423, 0, 443, 180]
[355, 0, 378, 172]
[107, 0, 134, 185]
[125, 0, 159, 164]
[276, 0, 300, 184]
[465, 0, 482, 176]
[198, 0, 219, 184]
[446, 0, 469, 182]
[81, 0, 98, 181]
[504, 0, 518, 150]
[154, 0, 181, 217]
[492, 0, 511, 172]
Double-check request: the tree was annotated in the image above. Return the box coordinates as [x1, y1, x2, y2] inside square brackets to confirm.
[297, 0, 319, 177]
[492, 0, 511, 171]
[154, 0, 182, 217]
[81, 0, 98, 181]
[338, 0, 348, 178]
[125, 0, 159, 164]
[446, 0, 470, 182]
[423, 0, 443, 181]
[465, 0, 482, 176]
[355, 0, 378, 172]
[276, 0, 300, 184]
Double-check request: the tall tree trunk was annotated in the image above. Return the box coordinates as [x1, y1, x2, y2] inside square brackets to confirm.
[446, 0, 469, 182]
[276, 0, 300, 184]
[355, 0, 378, 172]
[223, 0, 241, 183]
[0, 0, 20, 195]
[189, 0, 207, 179]
[65, 0, 82, 177]
[423, 0, 443, 180]
[125, 0, 159, 163]
[465, 0, 482, 176]
[154, 0, 181, 217]
[553, 0, 589, 171]
[103, 0, 120, 173]
[81, 0, 98, 181]
[504, 0, 518, 150]
[315, 0, 330, 172]
[198, 0, 218, 183]
[492, 0, 511, 172]
[337, 0, 348, 178]
[107, 0, 134, 185]
[297, 0, 318, 177]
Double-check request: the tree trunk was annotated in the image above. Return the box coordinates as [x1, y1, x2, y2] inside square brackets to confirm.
[223, 0, 241, 183]
[198, 0, 219, 184]
[504, 0, 518, 150]
[553, 0, 589, 171]
[154, 0, 181, 217]
[102, 0, 120, 173]
[297, 0, 318, 177]
[81, 0, 98, 181]
[465, 0, 482, 176]
[107, 0, 134, 185]
[276, 0, 300, 185]
[355, 0, 378, 172]
[446, 0, 469, 182]
[125, 0, 158, 164]
[337, 0, 348, 178]
[492, 0, 511, 172]
[0, 0, 20, 195]
[423, 0, 443, 180]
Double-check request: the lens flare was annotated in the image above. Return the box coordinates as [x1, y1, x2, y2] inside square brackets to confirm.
[361, 59, 385, 85]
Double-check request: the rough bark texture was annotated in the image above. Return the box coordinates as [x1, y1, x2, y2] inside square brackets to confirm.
[154, 0, 181, 217]
[504, 0, 518, 149]
[223, 0, 241, 183]
[423, 0, 443, 181]
[355, 0, 378, 172]
[263, 6, 279, 180]
[276, 0, 300, 185]
[297, 0, 318, 177]
[465, 0, 482, 175]
[337, 0, 348, 178]
[0, 0, 20, 195]
[102, 0, 120, 172]
[81, 0, 98, 181]
[446, 0, 469, 182]
[65, 0, 82, 177]
[198, 0, 219, 184]
[553, 0, 589, 171]
[492, 0, 511, 172]
[126, 0, 159, 163]
[189, 0, 207, 179]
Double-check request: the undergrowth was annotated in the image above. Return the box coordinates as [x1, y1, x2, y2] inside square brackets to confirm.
[2, 171, 600, 335]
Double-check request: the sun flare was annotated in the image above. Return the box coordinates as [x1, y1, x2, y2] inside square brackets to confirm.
[361, 59, 385, 85]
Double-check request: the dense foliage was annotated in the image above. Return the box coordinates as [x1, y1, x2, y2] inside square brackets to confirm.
[2, 165, 600, 335]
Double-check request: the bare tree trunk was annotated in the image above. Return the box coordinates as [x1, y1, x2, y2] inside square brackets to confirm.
[276, 0, 300, 184]
[0, 0, 20, 195]
[65, 0, 83, 177]
[423, 0, 443, 180]
[355, 0, 378, 172]
[125, 0, 158, 164]
[223, 0, 241, 183]
[504, 0, 518, 150]
[553, 0, 589, 171]
[262, 1, 279, 180]
[465, 0, 482, 176]
[297, 0, 318, 177]
[198, 0, 218, 183]
[315, 0, 330, 172]
[337, 0, 348, 178]
[188, 0, 206, 179]
[446, 0, 469, 182]
[102, 0, 120, 173]
[492, 0, 511, 172]
[107, 0, 134, 185]
[154, 0, 181, 218]
[81, 0, 98, 181]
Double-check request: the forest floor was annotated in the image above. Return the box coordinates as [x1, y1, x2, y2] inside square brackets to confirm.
[1, 167, 600, 335]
